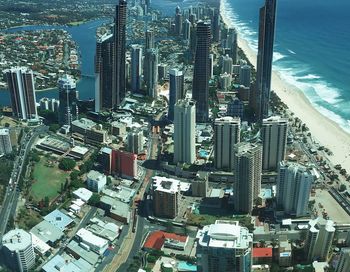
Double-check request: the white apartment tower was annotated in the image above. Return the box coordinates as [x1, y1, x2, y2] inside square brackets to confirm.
[261, 116, 288, 171]
[277, 161, 313, 217]
[2, 229, 36, 272]
[196, 220, 253, 272]
[233, 142, 262, 214]
[173, 99, 196, 164]
[304, 218, 335, 262]
[214, 116, 240, 171]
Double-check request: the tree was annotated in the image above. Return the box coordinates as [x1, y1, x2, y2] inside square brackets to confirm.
[339, 184, 347, 192]
[88, 193, 101, 207]
[70, 170, 80, 181]
[59, 158, 76, 171]
[49, 123, 60, 133]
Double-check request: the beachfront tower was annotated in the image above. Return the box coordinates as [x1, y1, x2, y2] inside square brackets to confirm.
[233, 142, 262, 214]
[173, 99, 196, 164]
[130, 44, 142, 93]
[168, 68, 184, 121]
[192, 21, 211, 123]
[114, 0, 127, 106]
[4, 67, 38, 120]
[58, 74, 78, 126]
[214, 117, 240, 171]
[95, 33, 114, 112]
[256, 0, 277, 121]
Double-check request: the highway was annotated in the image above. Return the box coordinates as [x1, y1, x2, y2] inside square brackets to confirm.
[0, 125, 48, 243]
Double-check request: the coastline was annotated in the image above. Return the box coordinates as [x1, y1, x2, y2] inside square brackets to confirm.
[220, 1, 350, 173]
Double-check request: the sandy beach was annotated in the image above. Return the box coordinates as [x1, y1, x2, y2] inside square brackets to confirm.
[220, 3, 350, 173]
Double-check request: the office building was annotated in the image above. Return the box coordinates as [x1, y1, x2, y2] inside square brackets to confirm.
[114, 0, 127, 105]
[173, 99, 196, 164]
[261, 116, 288, 171]
[2, 229, 35, 272]
[239, 65, 251, 87]
[233, 143, 262, 213]
[227, 98, 244, 119]
[222, 55, 233, 74]
[277, 161, 313, 217]
[4, 67, 38, 120]
[336, 248, 350, 272]
[256, 0, 277, 120]
[71, 118, 107, 145]
[95, 33, 114, 112]
[58, 74, 78, 126]
[127, 129, 143, 154]
[152, 176, 180, 218]
[304, 218, 335, 262]
[131, 44, 142, 93]
[192, 21, 211, 122]
[87, 170, 107, 193]
[144, 48, 158, 98]
[0, 128, 12, 155]
[196, 220, 253, 272]
[226, 28, 237, 64]
[168, 68, 184, 121]
[145, 29, 155, 49]
[214, 117, 240, 171]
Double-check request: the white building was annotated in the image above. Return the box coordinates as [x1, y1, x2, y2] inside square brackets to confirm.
[261, 116, 288, 171]
[127, 129, 144, 154]
[2, 229, 36, 272]
[277, 161, 313, 217]
[214, 116, 240, 171]
[76, 228, 108, 255]
[222, 54, 233, 74]
[0, 128, 12, 155]
[73, 188, 93, 202]
[196, 220, 253, 272]
[219, 73, 232, 90]
[304, 218, 335, 262]
[87, 170, 107, 193]
[336, 247, 350, 272]
[173, 98, 196, 164]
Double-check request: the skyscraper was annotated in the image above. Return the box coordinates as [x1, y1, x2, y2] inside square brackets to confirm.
[95, 33, 114, 112]
[0, 128, 12, 155]
[145, 29, 155, 50]
[168, 68, 184, 121]
[336, 248, 350, 272]
[58, 74, 78, 126]
[174, 6, 182, 36]
[304, 218, 335, 262]
[183, 19, 191, 42]
[211, 9, 220, 42]
[239, 65, 251, 87]
[214, 117, 240, 171]
[192, 21, 211, 123]
[233, 142, 262, 213]
[226, 28, 237, 64]
[4, 67, 38, 120]
[277, 161, 313, 217]
[114, 0, 127, 106]
[222, 54, 233, 74]
[174, 99, 196, 164]
[130, 44, 142, 93]
[256, 0, 277, 121]
[261, 116, 288, 171]
[144, 48, 158, 98]
[196, 220, 253, 272]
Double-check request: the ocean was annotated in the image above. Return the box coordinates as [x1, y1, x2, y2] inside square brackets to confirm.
[221, 0, 350, 132]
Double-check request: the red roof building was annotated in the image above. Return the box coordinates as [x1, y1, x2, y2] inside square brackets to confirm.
[143, 231, 188, 251]
[253, 247, 273, 264]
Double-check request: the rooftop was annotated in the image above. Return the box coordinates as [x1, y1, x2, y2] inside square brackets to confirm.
[252, 247, 273, 258]
[73, 187, 93, 202]
[143, 231, 188, 250]
[2, 229, 32, 251]
[42, 253, 92, 272]
[152, 176, 180, 194]
[30, 220, 64, 244]
[72, 118, 96, 130]
[76, 228, 108, 249]
[87, 170, 106, 182]
[44, 209, 73, 231]
[66, 240, 99, 265]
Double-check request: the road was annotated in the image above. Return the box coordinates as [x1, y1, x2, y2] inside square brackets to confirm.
[0, 125, 48, 243]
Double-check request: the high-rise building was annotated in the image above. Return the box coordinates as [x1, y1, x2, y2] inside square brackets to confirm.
[173, 99, 196, 164]
[2, 229, 36, 272]
[168, 68, 184, 121]
[192, 21, 211, 123]
[4, 67, 38, 120]
[183, 19, 191, 41]
[152, 176, 180, 218]
[222, 55, 233, 74]
[226, 28, 237, 64]
[145, 29, 155, 50]
[158, 64, 168, 80]
[261, 116, 288, 171]
[0, 128, 12, 155]
[239, 65, 251, 87]
[336, 248, 350, 272]
[95, 33, 114, 112]
[233, 142, 262, 213]
[174, 6, 183, 36]
[209, 54, 214, 79]
[144, 48, 158, 98]
[214, 117, 240, 171]
[211, 9, 220, 42]
[256, 0, 277, 121]
[58, 74, 78, 126]
[304, 218, 335, 262]
[196, 220, 253, 272]
[114, 0, 127, 106]
[219, 73, 232, 90]
[227, 98, 244, 119]
[127, 129, 144, 154]
[277, 161, 313, 217]
[130, 44, 142, 93]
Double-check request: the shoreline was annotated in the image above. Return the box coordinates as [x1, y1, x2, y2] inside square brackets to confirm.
[220, 0, 350, 173]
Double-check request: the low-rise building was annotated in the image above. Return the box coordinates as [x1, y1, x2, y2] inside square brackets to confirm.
[30, 220, 64, 247]
[252, 248, 273, 264]
[86, 170, 107, 193]
[43, 209, 73, 231]
[73, 188, 93, 202]
[42, 253, 93, 272]
[71, 118, 108, 145]
[75, 228, 108, 255]
[100, 196, 131, 224]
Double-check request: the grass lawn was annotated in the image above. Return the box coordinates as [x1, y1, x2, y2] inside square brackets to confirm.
[31, 158, 69, 201]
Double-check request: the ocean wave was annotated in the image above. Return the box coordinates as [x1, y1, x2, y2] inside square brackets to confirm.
[273, 52, 285, 62]
[315, 105, 350, 133]
[287, 49, 296, 55]
[296, 74, 322, 80]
